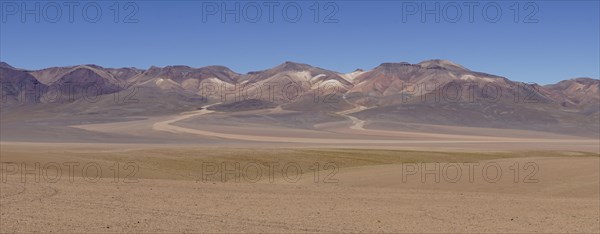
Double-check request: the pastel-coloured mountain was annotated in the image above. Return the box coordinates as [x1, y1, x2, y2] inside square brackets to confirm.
[0, 60, 597, 134]
[544, 78, 600, 113]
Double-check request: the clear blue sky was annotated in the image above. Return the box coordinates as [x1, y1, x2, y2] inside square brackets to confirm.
[1, 1, 598, 84]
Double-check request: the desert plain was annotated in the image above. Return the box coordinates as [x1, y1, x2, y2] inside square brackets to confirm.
[1, 106, 599, 233]
[1, 60, 599, 232]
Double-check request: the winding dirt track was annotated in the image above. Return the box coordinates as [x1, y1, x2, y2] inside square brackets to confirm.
[4, 104, 599, 232]
[149, 105, 598, 145]
[335, 104, 368, 130]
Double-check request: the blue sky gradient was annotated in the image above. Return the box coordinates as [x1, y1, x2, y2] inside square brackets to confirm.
[1, 1, 598, 84]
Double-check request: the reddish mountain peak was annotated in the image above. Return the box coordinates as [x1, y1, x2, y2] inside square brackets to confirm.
[0, 61, 15, 69]
[377, 62, 415, 67]
[201, 65, 239, 75]
[546, 77, 599, 89]
[570, 77, 599, 85]
[417, 59, 469, 71]
[275, 61, 315, 71]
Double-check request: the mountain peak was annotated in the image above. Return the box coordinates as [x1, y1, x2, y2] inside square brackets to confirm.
[0, 61, 15, 69]
[202, 65, 238, 73]
[417, 59, 468, 71]
[373, 62, 421, 73]
[276, 61, 314, 71]
[378, 62, 413, 67]
[548, 77, 600, 87]
[77, 64, 107, 70]
[570, 77, 599, 84]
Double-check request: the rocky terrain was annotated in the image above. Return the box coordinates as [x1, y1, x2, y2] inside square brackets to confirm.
[1, 60, 598, 136]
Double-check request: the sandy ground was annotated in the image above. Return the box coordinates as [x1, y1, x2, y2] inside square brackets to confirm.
[69, 105, 600, 152]
[151, 106, 597, 144]
[0, 144, 598, 233]
[2, 106, 599, 232]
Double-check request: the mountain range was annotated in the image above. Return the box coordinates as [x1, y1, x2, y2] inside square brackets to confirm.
[1, 60, 598, 135]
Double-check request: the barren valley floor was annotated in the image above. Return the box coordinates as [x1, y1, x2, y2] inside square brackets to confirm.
[1, 106, 599, 233]
[0, 144, 599, 233]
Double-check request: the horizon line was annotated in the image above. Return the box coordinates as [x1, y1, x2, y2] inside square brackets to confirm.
[1, 60, 597, 86]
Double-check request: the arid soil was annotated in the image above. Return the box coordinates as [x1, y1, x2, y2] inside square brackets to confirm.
[64, 104, 600, 152]
[1, 104, 599, 233]
[0, 144, 598, 233]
